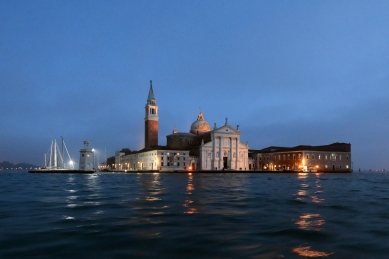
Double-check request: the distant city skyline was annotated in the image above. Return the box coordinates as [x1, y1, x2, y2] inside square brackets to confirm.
[1, 1, 388, 170]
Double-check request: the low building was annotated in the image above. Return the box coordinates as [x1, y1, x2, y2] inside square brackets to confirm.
[116, 147, 195, 171]
[249, 143, 352, 172]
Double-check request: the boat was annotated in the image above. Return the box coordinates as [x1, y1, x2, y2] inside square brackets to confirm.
[28, 137, 94, 174]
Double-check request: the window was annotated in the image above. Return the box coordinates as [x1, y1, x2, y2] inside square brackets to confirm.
[325, 165, 328, 168]
[312, 155, 315, 160]
[347, 155, 349, 160]
[306, 155, 309, 159]
[283, 155, 286, 160]
[278, 155, 281, 160]
[259, 157, 262, 161]
[298, 154, 301, 159]
[340, 155, 342, 160]
[325, 155, 328, 160]
[288, 154, 290, 160]
[293, 154, 296, 160]
[318, 155, 321, 160]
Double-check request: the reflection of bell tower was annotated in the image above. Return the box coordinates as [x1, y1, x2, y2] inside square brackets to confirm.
[145, 80, 158, 148]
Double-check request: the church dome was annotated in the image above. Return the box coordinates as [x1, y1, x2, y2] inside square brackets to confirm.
[190, 111, 211, 135]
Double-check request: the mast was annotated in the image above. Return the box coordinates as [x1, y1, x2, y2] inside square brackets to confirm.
[54, 139, 57, 168]
[61, 136, 64, 169]
[49, 140, 53, 169]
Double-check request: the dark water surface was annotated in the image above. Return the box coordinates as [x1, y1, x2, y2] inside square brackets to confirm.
[1, 171, 389, 258]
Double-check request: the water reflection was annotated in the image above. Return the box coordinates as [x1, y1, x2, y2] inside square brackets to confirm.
[183, 173, 197, 214]
[137, 173, 163, 203]
[292, 246, 334, 257]
[311, 174, 325, 203]
[133, 173, 167, 225]
[295, 213, 325, 231]
[65, 175, 78, 209]
[293, 174, 334, 256]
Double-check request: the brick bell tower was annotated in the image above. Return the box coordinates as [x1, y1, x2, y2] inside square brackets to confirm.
[145, 80, 158, 148]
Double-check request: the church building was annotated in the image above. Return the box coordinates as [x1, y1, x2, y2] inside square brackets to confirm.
[115, 81, 249, 171]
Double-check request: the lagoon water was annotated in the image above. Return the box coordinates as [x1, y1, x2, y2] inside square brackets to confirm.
[1, 170, 388, 258]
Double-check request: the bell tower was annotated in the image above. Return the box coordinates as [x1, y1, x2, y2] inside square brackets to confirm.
[145, 80, 159, 148]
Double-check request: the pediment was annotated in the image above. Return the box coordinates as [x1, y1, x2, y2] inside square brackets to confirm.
[213, 124, 240, 134]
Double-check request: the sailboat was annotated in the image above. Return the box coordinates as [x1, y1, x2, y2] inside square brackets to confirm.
[28, 137, 94, 174]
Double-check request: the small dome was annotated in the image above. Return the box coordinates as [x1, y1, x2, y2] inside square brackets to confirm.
[190, 111, 211, 134]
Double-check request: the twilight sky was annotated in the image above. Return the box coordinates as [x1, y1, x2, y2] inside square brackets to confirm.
[1, 1, 388, 170]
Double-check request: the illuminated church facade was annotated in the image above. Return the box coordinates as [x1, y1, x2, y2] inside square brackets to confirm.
[115, 81, 249, 171]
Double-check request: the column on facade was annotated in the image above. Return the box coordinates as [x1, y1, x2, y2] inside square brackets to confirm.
[212, 134, 216, 170]
[235, 138, 239, 169]
[203, 149, 206, 170]
[229, 137, 233, 169]
[218, 136, 222, 169]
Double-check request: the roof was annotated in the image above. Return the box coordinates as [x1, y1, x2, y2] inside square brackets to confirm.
[166, 132, 197, 137]
[121, 145, 191, 155]
[147, 80, 155, 101]
[250, 142, 351, 154]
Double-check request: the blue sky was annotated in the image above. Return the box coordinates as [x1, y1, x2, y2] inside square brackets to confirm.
[1, 1, 388, 170]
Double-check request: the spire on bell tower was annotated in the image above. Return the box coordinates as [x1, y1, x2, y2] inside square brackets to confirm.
[145, 80, 159, 148]
[147, 80, 156, 104]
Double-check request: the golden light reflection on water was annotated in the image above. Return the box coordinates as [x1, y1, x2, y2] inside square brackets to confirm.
[293, 173, 333, 256]
[183, 173, 198, 214]
[298, 172, 308, 179]
[295, 214, 325, 231]
[292, 246, 334, 257]
[311, 195, 324, 203]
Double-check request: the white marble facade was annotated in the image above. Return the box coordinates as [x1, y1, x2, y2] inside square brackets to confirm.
[199, 122, 249, 170]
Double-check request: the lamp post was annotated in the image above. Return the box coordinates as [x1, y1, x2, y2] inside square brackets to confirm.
[92, 149, 99, 169]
